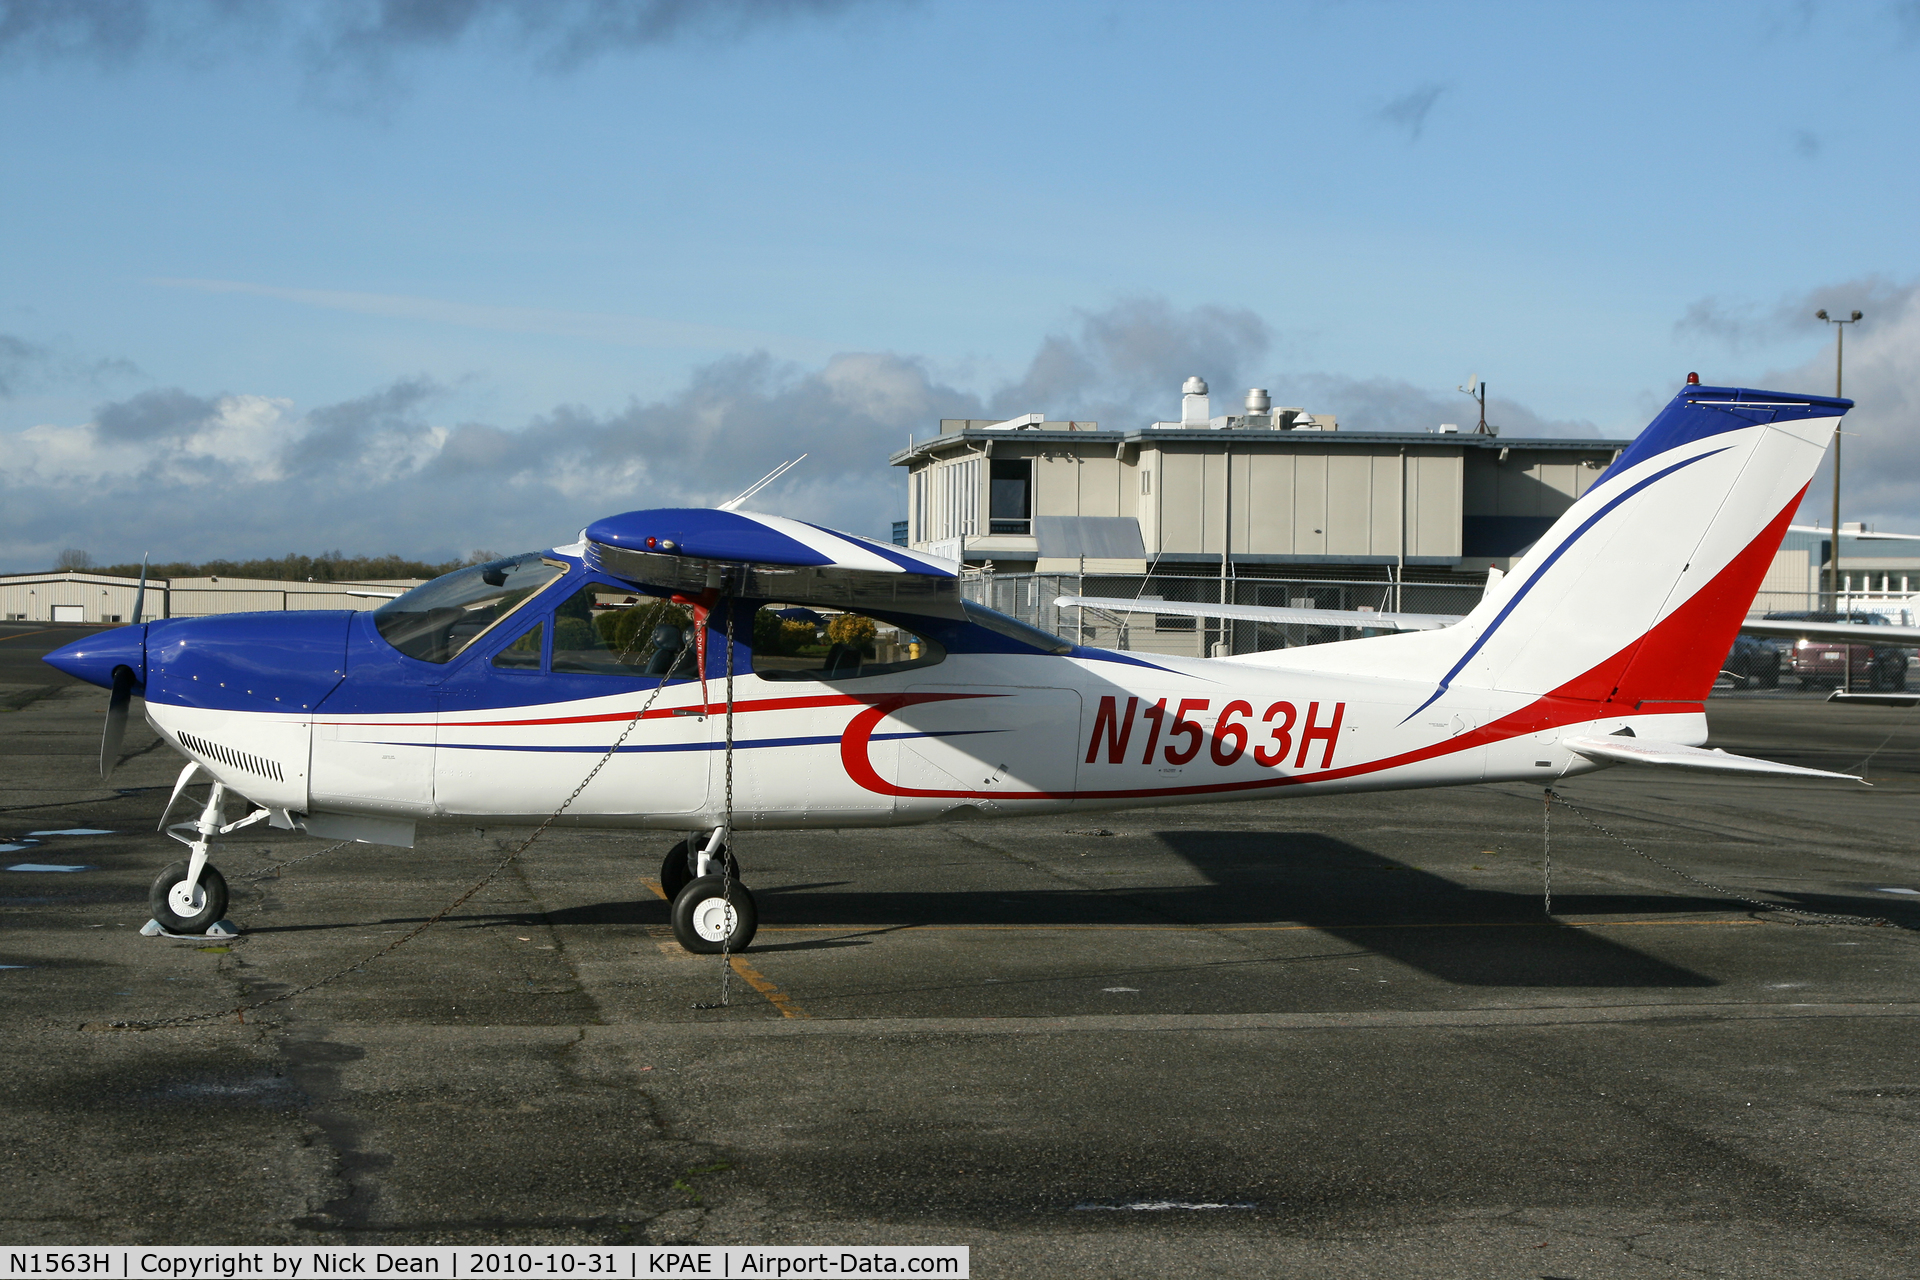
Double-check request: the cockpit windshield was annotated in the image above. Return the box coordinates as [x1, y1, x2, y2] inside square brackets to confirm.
[373, 553, 565, 664]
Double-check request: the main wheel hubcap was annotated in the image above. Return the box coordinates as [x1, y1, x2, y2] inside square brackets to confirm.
[691, 897, 735, 943]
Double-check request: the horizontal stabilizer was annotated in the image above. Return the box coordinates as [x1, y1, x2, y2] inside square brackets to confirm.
[1055, 595, 1460, 633]
[1562, 735, 1864, 783]
[1740, 617, 1920, 645]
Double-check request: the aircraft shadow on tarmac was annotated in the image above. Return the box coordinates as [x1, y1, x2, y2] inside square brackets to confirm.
[249, 829, 1917, 987]
[465, 828, 1859, 989]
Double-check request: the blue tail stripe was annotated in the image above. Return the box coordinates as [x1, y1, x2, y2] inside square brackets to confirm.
[1401, 446, 1730, 723]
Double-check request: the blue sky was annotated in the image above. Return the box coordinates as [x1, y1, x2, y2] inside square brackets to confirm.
[4, 0, 1919, 570]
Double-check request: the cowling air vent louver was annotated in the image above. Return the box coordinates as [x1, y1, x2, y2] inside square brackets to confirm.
[176, 730, 285, 783]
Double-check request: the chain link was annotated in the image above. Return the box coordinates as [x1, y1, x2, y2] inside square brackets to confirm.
[1541, 788, 1552, 915]
[690, 602, 740, 1010]
[239, 840, 352, 883]
[720, 605, 736, 1006]
[108, 625, 698, 1030]
[1544, 787, 1895, 928]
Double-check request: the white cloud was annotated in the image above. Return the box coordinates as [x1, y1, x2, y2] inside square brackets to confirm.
[10, 393, 294, 486]
[1764, 281, 1920, 534]
[0, 295, 1623, 569]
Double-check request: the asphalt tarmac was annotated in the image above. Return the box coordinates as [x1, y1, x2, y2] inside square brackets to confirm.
[3, 620, 1919, 1276]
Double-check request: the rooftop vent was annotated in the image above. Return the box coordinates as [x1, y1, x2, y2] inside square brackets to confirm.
[1180, 376, 1210, 427]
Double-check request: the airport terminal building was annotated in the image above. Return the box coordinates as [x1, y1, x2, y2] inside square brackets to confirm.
[892, 378, 1633, 653]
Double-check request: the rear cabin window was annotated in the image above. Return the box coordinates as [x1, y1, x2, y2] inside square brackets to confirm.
[750, 605, 945, 681]
[550, 584, 699, 678]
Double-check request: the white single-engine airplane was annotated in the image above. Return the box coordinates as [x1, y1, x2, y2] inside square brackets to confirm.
[47, 384, 1865, 953]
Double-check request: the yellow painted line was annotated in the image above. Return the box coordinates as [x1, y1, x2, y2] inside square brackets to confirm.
[742, 918, 1764, 935]
[642, 877, 668, 901]
[728, 955, 809, 1018]
[0, 628, 55, 643]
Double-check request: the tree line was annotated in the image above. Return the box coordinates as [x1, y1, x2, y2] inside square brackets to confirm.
[53, 548, 501, 582]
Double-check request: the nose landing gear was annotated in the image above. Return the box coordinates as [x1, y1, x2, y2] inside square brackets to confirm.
[150, 860, 230, 934]
[145, 762, 264, 936]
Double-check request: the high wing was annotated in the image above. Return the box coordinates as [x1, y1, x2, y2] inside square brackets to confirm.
[1737, 617, 1920, 645]
[1059, 597, 1920, 647]
[585, 507, 967, 617]
[1789, 524, 1920, 542]
[1055, 595, 1462, 633]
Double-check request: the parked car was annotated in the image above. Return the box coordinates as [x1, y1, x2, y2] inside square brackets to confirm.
[1762, 611, 1911, 691]
[1720, 634, 1781, 689]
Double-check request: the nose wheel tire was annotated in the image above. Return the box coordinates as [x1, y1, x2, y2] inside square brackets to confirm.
[150, 861, 229, 934]
[670, 875, 758, 954]
[660, 838, 737, 902]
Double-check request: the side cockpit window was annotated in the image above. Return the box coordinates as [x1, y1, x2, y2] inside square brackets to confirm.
[374, 554, 563, 664]
[493, 622, 543, 670]
[552, 585, 699, 678]
[750, 604, 945, 681]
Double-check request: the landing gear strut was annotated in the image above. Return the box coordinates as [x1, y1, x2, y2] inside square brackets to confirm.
[660, 833, 737, 901]
[666, 827, 756, 953]
[146, 763, 267, 935]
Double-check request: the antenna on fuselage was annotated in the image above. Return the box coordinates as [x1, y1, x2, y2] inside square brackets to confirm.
[719, 453, 808, 512]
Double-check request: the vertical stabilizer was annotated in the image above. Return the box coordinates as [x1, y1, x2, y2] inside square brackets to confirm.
[1407, 385, 1847, 713]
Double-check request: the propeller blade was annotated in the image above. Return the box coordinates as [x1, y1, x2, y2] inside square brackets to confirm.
[131, 553, 148, 626]
[100, 666, 134, 780]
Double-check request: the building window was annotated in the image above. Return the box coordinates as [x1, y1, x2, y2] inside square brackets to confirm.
[923, 457, 979, 543]
[989, 458, 1031, 535]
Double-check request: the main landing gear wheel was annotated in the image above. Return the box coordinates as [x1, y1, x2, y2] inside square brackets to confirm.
[660, 837, 737, 901]
[150, 861, 229, 934]
[670, 875, 757, 954]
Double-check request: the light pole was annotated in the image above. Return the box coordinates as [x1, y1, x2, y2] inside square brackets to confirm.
[1817, 308, 1863, 603]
